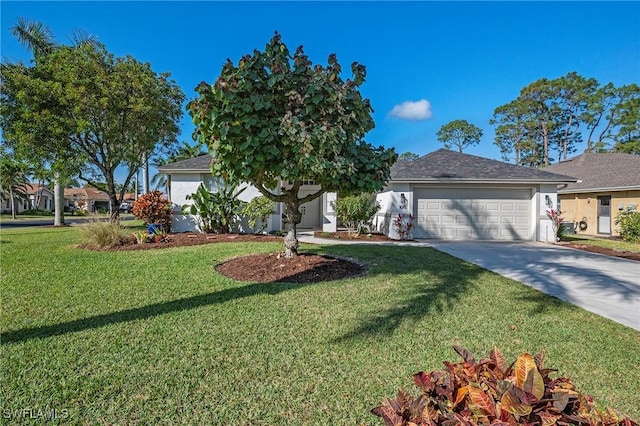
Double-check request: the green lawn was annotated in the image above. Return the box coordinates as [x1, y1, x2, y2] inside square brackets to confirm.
[1, 227, 638, 424]
[562, 233, 640, 253]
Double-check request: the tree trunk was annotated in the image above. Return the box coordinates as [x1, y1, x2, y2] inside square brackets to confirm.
[53, 174, 65, 226]
[142, 152, 149, 194]
[9, 188, 17, 220]
[109, 193, 120, 223]
[283, 203, 302, 258]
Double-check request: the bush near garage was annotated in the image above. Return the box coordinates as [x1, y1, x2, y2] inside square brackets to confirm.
[331, 193, 380, 236]
[615, 210, 640, 243]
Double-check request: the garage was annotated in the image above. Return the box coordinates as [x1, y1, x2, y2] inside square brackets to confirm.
[376, 149, 576, 242]
[413, 187, 532, 240]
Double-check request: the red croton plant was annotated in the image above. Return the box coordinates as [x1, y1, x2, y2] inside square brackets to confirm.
[372, 346, 637, 426]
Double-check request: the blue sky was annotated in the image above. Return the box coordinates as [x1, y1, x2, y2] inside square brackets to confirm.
[2, 1, 639, 180]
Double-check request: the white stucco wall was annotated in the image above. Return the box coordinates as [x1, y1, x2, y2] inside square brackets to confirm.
[167, 173, 283, 234]
[322, 192, 337, 232]
[375, 183, 412, 239]
[537, 184, 559, 243]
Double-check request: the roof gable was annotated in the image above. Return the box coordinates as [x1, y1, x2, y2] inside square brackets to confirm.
[25, 183, 54, 195]
[157, 154, 213, 173]
[542, 152, 640, 192]
[63, 187, 110, 201]
[391, 149, 576, 183]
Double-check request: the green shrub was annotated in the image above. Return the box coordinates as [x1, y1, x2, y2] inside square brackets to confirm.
[183, 183, 245, 234]
[19, 209, 54, 216]
[132, 190, 173, 232]
[242, 195, 275, 234]
[372, 346, 638, 426]
[332, 193, 380, 235]
[615, 210, 640, 243]
[83, 220, 130, 248]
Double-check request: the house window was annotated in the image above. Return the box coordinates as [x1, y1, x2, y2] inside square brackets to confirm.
[202, 174, 224, 193]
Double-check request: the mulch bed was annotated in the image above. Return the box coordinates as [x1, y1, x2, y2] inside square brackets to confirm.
[555, 242, 640, 261]
[216, 252, 365, 283]
[80, 231, 638, 286]
[81, 232, 283, 251]
[313, 230, 396, 242]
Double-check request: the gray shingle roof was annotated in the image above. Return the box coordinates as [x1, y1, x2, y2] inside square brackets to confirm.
[157, 154, 213, 173]
[542, 152, 640, 193]
[391, 149, 576, 183]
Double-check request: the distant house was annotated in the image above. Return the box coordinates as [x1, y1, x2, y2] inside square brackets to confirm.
[1, 183, 54, 214]
[159, 149, 576, 242]
[64, 187, 111, 213]
[25, 184, 54, 212]
[542, 152, 640, 237]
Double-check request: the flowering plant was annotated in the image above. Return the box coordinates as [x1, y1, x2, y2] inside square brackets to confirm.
[395, 213, 414, 240]
[546, 208, 564, 241]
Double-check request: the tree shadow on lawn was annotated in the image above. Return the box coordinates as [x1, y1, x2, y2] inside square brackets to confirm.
[323, 245, 486, 342]
[1, 279, 317, 345]
[3, 245, 514, 345]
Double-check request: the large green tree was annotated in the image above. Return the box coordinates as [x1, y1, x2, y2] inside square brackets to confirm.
[492, 73, 639, 165]
[436, 119, 483, 153]
[188, 33, 397, 257]
[2, 19, 86, 225]
[582, 83, 640, 154]
[1, 25, 185, 219]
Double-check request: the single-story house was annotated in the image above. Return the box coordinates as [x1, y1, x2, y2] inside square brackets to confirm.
[64, 187, 111, 213]
[159, 149, 576, 242]
[542, 152, 640, 237]
[1, 183, 54, 214]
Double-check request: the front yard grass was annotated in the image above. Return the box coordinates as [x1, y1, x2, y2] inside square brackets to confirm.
[1, 227, 639, 424]
[562, 233, 640, 253]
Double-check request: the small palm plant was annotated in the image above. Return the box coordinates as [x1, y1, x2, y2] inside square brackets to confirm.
[183, 183, 246, 233]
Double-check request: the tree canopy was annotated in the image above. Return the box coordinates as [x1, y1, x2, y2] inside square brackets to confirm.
[492, 73, 639, 165]
[188, 33, 397, 256]
[436, 119, 483, 153]
[1, 29, 185, 218]
[398, 152, 420, 161]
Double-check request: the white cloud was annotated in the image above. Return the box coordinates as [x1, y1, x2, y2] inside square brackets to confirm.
[388, 99, 433, 121]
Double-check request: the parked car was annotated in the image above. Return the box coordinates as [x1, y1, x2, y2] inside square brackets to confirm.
[119, 202, 132, 214]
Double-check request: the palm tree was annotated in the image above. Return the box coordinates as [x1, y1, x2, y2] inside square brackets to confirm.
[0, 155, 30, 219]
[10, 18, 55, 61]
[150, 141, 206, 192]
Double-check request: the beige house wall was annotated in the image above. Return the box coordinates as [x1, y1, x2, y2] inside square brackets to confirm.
[558, 190, 640, 236]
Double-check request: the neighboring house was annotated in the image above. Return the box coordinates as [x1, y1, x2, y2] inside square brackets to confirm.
[64, 187, 111, 212]
[542, 152, 640, 237]
[376, 149, 576, 241]
[1, 183, 54, 214]
[159, 149, 576, 242]
[25, 183, 54, 212]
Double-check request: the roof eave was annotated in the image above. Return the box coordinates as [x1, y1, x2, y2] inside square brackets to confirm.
[558, 185, 640, 194]
[389, 178, 577, 185]
[157, 167, 209, 174]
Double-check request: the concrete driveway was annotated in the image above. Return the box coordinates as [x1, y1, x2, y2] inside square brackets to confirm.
[427, 241, 640, 331]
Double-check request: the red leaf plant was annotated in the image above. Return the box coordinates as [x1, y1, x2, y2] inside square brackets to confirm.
[371, 345, 638, 426]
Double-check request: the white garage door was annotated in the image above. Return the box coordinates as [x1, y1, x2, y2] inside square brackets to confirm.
[413, 188, 532, 240]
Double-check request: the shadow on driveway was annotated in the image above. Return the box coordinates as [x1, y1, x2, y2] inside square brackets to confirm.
[428, 241, 640, 331]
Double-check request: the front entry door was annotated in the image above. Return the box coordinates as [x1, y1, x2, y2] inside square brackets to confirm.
[597, 196, 611, 234]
